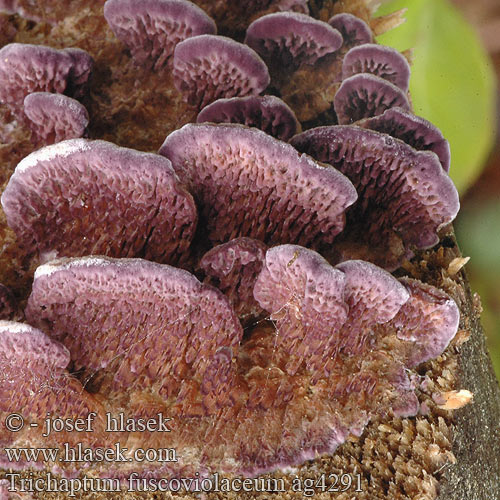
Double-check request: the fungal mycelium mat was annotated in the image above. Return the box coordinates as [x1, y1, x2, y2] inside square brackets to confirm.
[0, 0, 481, 499]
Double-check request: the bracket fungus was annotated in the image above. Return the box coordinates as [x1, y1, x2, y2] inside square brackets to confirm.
[23, 92, 89, 145]
[104, 0, 216, 71]
[334, 73, 410, 124]
[342, 43, 411, 92]
[173, 35, 270, 108]
[357, 107, 452, 172]
[0, 321, 102, 465]
[159, 123, 357, 248]
[200, 237, 268, 322]
[328, 13, 373, 48]
[1, 139, 197, 264]
[290, 125, 459, 267]
[245, 12, 343, 70]
[0, 43, 93, 113]
[196, 95, 301, 141]
[25, 257, 243, 412]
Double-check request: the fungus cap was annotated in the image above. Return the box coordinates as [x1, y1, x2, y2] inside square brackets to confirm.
[173, 35, 270, 108]
[1, 139, 197, 264]
[26, 256, 243, 410]
[23, 92, 89, 145]
[197, 95, 300, 141]
[104, 0, 216, 70]
[245, 12, 343, 68]
[357, 107, 451, 172]
[290, 125, 459, 250]
[334, 73, 410, 124]
[159, 123, 357, 248]
[328, 13, 373, 47]
[342, 43, 411, 92]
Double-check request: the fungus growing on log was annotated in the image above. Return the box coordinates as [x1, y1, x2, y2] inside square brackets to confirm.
[290, 125, 459, 267]
[245, 12, 343, 70]
[200, 237, 267, 322]
[197, 95, 301, 141]
[334, 73, 410, 124]
[0, 321, 102, 464]
[104, 0, 216, 70]
[173, 35, 270, 108]
[357, 107, 451, 171]
[23, 92, 89, 145]
[342, 43, 411, 92]
[25, 257, 242, 411]
[1, 139, 197, 264]
[0, 43, 93, 113]
[328, 12, 373, 48]
[159, 123, 357, 248]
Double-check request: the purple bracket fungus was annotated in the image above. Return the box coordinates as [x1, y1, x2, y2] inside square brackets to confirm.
[1, 139, 197, 264]
[387, 278, 460, 368]
[357, 107, 451, 172]
[173, 34, 270, 108]
[200, 237, 268, 322]
[159, 123, 357, 248]
[334, 73, 410, 124]
[0, 284, 15, 320]
[25, 257, 243, 414]
[0, 43, 93, 113]
[342, 43, 411, 92]
[328, 13, 373, 48]
[196, 95, 301, 141]
[23, 92, 89, 145]
[103, 0, 216, 71]
[244, 245, 459, 471]
[245, 12, 343, 70]
[290, 125, 459, 266]
[0, 321, 102, 459]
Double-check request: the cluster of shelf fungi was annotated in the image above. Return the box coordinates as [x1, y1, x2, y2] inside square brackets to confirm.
[0, 0, 467, 489]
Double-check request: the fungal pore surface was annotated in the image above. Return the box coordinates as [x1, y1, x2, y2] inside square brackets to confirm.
[0, 1, 474, 499]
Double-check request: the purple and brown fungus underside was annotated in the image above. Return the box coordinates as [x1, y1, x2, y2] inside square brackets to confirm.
[334, 72, 410, 124]
[0, 320, 103, 465]
[342, 43, 411, 92]
[159, 122, 358, 248]
[1, 245, 459, 476]
[200, 237, 268, 323]
[25, 257, 243, 413]
[196, 95, 301, 141]
[173, 34, 270, 109]
[245, 12, 343, 71]
[290, 125, 459, 268]
[357, 107, 451, 172]
[0, 138, 197, 264]
[0, 43, 93, 114]
[104, 0, 216, 71]
[23, 92, 89, 145]
[328, 13, 373, 48]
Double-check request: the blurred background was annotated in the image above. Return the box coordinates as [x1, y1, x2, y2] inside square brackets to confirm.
[377, 0, 500, 379]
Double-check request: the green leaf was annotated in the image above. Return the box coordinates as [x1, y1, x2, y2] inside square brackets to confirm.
[375, 0, 496, 194]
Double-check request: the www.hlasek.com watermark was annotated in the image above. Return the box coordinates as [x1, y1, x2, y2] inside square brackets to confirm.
[3, 411, 363, 496]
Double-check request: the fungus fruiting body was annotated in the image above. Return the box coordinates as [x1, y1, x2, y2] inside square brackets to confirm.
[1, 139, 198, 264]
[23, 92, 89, 145]
[0, 0, 466, 493]
[0, 43, 93, 113]
[104, 0, 216, 70]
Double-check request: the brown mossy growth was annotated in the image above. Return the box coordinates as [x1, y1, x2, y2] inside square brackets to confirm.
[0, 1, 499, 499]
